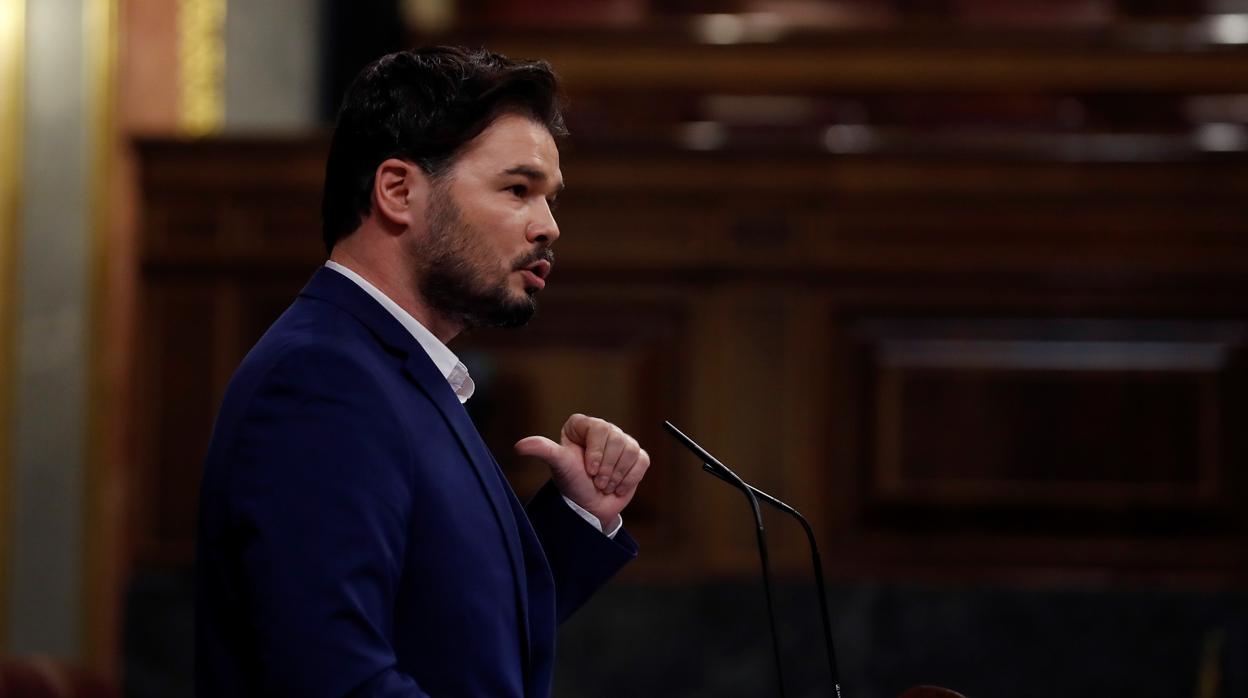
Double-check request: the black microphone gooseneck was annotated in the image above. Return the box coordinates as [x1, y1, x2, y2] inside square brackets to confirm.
[662, 421, 788, 698]
[663, 420, 845, 698]
[695, 462, 844, 698]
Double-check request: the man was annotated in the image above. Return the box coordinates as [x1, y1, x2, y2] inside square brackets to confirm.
[195, 47, 650, 697]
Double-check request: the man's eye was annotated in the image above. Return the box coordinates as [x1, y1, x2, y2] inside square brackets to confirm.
[546, 198, 559, 212]
[507, 184, 528, 197]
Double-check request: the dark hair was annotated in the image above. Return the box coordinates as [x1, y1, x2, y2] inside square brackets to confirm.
[320, 46, 567, 253]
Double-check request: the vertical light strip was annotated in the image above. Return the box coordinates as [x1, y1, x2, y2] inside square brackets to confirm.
[179, 0, 227, 135]
[84, 0, 117, 671]
[0, 0, 26, 653]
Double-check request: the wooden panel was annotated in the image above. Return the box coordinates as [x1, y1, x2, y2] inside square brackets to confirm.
[137, 139, 327, 266]
[136, 279, 218, 561]
[819, 310, 1248, 581]
[552, 157, 1248, 280]
[485, 31, 1248, 93]
[851, 318, 1244, 526]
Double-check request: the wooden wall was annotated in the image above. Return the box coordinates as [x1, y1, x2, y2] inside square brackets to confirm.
[131, 28, 1248, 589]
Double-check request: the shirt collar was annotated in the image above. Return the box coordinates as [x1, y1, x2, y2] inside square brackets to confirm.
[324, 260, 476, 403]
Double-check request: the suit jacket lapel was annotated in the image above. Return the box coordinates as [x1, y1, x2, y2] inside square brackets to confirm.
[299, 267, 535, 673]
[401, 352, 535, 667]
[495, 460, 556, 696]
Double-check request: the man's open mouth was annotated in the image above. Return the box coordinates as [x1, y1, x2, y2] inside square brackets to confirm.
[525, 259, 552, 280]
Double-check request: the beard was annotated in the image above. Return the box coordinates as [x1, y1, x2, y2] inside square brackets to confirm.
[417, 184, 552, 330]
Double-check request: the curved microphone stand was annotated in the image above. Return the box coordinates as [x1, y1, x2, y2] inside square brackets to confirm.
[663, 420, 968, 698]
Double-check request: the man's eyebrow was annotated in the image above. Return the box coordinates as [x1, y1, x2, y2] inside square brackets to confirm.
[502, 165, 565, 193]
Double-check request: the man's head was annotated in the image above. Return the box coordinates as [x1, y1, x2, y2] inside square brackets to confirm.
[322, 47, 566, 251]
[321, 47, 566, 334]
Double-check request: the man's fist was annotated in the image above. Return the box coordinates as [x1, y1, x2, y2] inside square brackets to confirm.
[514, 414, 650, 529]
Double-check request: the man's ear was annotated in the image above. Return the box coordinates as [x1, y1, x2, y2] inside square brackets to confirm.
[371, 158, 428, 229]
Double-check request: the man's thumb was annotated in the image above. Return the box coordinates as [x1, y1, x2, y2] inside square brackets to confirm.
[514, 436, 561, 463]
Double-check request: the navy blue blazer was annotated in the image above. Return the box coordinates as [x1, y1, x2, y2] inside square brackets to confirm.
[195, 267, 638, 697]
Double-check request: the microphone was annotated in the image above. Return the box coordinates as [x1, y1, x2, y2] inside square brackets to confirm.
[662, 421, 787, 697]
[663, 420, 843, 698]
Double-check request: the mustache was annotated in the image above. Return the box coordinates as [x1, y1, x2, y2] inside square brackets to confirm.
[513, 247, 555, 270]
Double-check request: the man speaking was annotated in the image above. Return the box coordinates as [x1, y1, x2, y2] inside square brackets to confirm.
[195, 46, 651, 696]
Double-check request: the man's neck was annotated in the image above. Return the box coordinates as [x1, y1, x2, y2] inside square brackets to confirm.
[327, 247, 463, 344]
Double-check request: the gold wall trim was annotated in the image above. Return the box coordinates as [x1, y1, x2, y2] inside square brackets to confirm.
[178, 0, 226, 136]
[0, 0, 26, 654]
[84, 0, 118, 671]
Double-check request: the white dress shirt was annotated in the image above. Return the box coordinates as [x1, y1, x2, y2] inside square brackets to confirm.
[324, 261, 621, 537]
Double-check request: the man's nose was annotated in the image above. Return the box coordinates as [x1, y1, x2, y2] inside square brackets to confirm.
[526, 200, 560, 245]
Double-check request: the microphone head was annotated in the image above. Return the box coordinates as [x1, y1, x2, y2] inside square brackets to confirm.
[662, 420, 746, 488]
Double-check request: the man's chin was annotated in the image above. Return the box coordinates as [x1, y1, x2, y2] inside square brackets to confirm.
[422, 274, 538, 330]
[487, 303, 537, 329]
[470, 292, 537, 329]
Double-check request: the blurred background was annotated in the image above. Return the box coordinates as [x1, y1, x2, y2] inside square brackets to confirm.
[1, 0, 1247, 696]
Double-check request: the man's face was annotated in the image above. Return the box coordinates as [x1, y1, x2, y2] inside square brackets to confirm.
[413, 113, 563, 330]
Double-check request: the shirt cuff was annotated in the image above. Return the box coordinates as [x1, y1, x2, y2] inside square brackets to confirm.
[561, 495, 622, 539]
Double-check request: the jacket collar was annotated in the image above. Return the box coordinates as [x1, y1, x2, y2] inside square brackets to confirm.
[322, 261, 471, 399]
[299, 265, 423, 358]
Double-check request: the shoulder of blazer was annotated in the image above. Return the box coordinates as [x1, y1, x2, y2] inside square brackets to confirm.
[297, 266, 423, 357]
[295, 267, 460, 398]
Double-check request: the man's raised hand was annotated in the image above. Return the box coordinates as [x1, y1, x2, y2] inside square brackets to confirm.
[514, 414, 650, 528]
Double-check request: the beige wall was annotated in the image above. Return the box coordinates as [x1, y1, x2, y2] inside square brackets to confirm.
[224, 0, 321, 133]
[0, 0, 324, 667]
[5, 0, 92, 658]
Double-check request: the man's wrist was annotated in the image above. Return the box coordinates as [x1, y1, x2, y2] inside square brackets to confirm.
[561, 495, 622, 539]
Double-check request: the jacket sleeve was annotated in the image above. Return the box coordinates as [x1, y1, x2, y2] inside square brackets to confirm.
[221, 343, 430, 697]
[524, 481, 638, 624]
